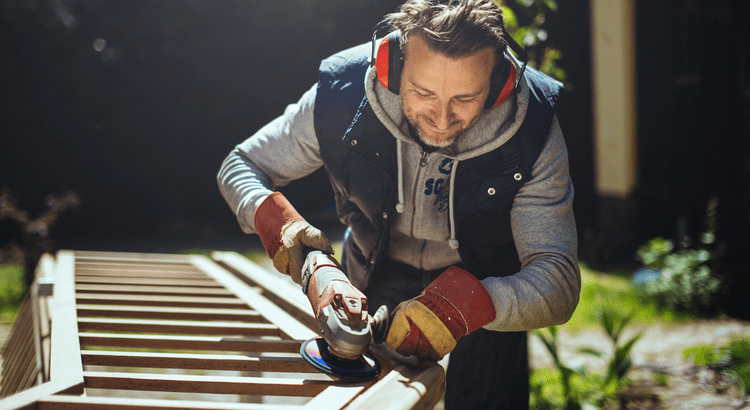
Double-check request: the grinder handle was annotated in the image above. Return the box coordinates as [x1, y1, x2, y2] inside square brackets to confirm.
[301, 249, 368, 328]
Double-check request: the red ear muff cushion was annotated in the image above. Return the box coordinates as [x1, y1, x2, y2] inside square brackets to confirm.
[376, 36, 392, 91]
[491, 64, 517, 108]
[375, 31, 402, 94]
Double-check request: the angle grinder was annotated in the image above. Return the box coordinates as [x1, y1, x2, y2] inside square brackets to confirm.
[299, 249, 390, 381]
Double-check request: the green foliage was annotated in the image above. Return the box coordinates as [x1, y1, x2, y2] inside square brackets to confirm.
[635, 198, 722, 316]
[535, 326, 583, 409]
[684, 338, 750, 395]
[581, 311, 642, 391]
[532, 310, 642, 408]
[566, 266, 691, 332]
[495, 0, 569, 86]
[0, 263, 26, 316]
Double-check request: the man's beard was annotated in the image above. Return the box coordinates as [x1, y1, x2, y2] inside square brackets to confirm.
[402, 104, 482, 149]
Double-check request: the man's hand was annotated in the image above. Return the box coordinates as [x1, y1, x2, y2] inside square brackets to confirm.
[385, 267, 496, 360]
[254, 192, 333, 284]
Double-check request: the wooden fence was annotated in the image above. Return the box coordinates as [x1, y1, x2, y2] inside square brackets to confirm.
[0, 250, 445, 410]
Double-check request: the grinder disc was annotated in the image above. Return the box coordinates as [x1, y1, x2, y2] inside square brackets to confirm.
[300, 338, 381, 381]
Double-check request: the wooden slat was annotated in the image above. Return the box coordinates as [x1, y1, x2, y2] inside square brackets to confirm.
[211, 252, 317, 333]
[78, 333, 301, 353]
[75, 293, 248, 309]
[303, 385, 369, 409]
[39, 395, 301, 410]
[49, 250, 85, 395]
[75, 277, 222, 287]
[73, 250, 194, 263]
[75, 269, 209, 279]
[191, 257, 317, 341]
[342, 364, 446, 410]
[77, 318, 280, 337]
[0, 381, 85, 410]
[75, 284, 235, 297]
[80, 351, 316, 373]
[36, 253, 56, 385]
[83, 371, 336, 397]
[76, 305, 262, 322]
[1, 296, 35, 396]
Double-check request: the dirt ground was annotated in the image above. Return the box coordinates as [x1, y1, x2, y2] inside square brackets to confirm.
[528, 318, 750, 409]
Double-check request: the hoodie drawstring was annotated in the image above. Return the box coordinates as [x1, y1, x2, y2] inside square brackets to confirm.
[396, 139, 406, 214]
[395, 139, 459, 250]
[448, 160, 459, 249]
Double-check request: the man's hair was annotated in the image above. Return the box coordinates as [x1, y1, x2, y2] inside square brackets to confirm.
[386, 0, 509, 62]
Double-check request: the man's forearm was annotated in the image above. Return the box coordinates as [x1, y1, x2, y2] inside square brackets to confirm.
[217, 149, 275, 233]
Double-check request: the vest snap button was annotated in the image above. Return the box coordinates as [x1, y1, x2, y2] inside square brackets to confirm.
[487, 187, 496, 196]
[382, 212, 388, 219]
[350, 140, 358, 147]
[514, 173, 522, 181]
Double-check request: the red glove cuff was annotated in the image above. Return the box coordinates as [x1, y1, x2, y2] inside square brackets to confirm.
[254, 192, 303, 258]
[421, 267, 496, 336]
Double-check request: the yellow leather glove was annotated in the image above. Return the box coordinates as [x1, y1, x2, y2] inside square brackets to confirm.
[254, 192, 333, 284]
[385, 267, 496, 360]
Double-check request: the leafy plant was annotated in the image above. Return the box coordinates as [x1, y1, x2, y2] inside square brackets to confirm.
[579, 311, 642, 391]
[532, 310, 642, 408]
[495, 0, 569, 86]
[535, 326, 582, 409]
[684, 338, 750, 398]
[634, 197, 722, 316]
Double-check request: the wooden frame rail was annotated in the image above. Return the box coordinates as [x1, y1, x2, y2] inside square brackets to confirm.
[0, 250, 445, 410]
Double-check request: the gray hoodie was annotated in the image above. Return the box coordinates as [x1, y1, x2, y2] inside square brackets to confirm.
[218, 54, 580, 332]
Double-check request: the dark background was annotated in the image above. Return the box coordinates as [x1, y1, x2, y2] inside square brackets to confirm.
[1, 0, 748, 275]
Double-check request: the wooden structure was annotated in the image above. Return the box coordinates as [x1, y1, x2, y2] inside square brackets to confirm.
[0, 250, 445, 410]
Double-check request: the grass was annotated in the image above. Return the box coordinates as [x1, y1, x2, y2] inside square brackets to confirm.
[563, 263, 695, 332]
[683, 338, 750, 395]
[0, 262, 26, 320]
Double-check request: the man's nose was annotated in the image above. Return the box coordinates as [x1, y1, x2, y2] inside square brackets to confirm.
[430, 101, 453, 130]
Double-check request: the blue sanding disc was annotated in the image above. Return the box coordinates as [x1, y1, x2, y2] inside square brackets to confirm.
[300, 338, 381, 381]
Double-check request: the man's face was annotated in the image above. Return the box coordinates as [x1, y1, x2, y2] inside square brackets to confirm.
[400, 34, 495, 148]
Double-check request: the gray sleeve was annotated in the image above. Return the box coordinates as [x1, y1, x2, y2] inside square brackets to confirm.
[217, 84, 324, 234]
[481, 115, 581, 332]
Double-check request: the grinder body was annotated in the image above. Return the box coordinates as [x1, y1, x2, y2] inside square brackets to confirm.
[301, 250, 371, 360]
[300, 250, 388, 379]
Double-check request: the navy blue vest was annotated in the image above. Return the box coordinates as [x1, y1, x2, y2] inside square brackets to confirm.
[313, 42, 563, 290]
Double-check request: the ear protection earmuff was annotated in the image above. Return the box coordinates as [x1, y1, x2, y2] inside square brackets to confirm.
[374, 30, 404, 95]
[369, 15, 528, 109]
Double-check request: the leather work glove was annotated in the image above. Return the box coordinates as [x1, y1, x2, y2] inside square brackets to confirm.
[254, 192, 333, 284]
[385, 267, 496, 361]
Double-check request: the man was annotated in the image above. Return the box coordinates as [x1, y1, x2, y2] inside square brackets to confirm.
[218, 0, 580, 408]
